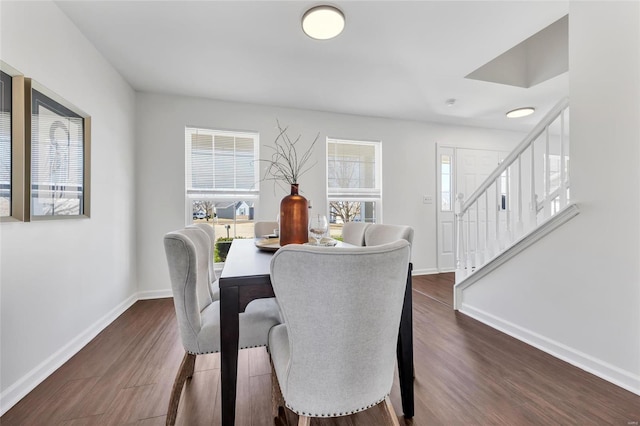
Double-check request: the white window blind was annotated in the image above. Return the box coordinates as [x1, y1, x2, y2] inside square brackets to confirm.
[0, 70, 11, 217]
[327, 138, 381, 200]
[185, 127, 259, 201]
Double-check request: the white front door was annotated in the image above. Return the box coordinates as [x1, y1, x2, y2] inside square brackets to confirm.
[436, 146, 509, 272]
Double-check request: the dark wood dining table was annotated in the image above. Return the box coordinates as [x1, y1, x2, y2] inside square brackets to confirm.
[218, 238, 414, 425]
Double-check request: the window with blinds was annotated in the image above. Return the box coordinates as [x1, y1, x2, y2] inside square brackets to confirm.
[185, 127, 259, 198]
[1, 64, 26, 222]
[0, 70, 11, 217]
[185, 127, 259, 239]
[327, 138, 381, 228]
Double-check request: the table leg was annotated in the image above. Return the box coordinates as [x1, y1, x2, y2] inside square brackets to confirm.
[397, 263, 414, 418]
[220, 286, 240, 426]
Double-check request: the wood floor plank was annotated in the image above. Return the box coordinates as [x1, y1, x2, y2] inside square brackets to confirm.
[194, 352, 221, 372]
[58, 414, 104, 425]
[249, 374, 272, 426]
[248, 347, 271, 377]
[234, 349, 252, 426]
[64, 301, 176, 419]
[1, 367, 75, 424]
[124, 311, 184, 388]
[93, 384, 155, 425]
[11, 376, 101, 425]
[174, 369, 219, 426]
[137, 415, 167, 426]
[412, 273, 454, 307]
[61, 299, 174, 382]
[3, 273, 640, 426]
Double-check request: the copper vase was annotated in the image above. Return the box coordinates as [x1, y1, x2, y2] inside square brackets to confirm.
[279, 184, 308, 246]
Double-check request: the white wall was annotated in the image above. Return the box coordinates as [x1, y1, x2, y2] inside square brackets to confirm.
[0, 1, 137, 412]
[135, 92, 523, 293]
[459, 2, 640, 394]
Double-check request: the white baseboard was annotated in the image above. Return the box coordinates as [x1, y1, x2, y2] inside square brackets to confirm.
[0, 294, 138, 416]
[137, 289, 173, 300]
[412, 267, 440, 276]
[460, 303, 640, 397]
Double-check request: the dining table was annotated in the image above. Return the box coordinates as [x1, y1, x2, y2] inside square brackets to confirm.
[218, 238, 414, 425]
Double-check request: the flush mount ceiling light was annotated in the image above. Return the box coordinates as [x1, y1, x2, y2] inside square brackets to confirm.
[302, 5, 345, 40]
[506, 107, 535, 118]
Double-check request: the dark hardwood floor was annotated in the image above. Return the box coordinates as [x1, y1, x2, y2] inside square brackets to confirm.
[2, 273, 639, 425]
[412, 273, 455, 307]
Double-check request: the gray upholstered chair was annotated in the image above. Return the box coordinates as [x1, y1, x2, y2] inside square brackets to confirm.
[254, 220, 279, 237]
[341, 221, 371, 246]
[188, 223, 219, 300]
[364, 224, 414, 247]
[364, 223, 415, 379]
[269, 240, 410, 425]
[163, 228, 281, 425]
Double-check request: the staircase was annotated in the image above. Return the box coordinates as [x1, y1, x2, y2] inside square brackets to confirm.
[453, 98, 579, 309]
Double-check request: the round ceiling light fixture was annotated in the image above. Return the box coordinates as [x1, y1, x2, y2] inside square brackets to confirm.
[302, 5, 345, 40]
[506, 107, 535, 118]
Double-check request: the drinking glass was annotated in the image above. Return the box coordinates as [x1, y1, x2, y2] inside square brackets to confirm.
[309, 214, 328, 245]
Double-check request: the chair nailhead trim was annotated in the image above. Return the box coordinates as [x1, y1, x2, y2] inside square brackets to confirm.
[286, 396, 387, 417]
[187, 343, 267, 355]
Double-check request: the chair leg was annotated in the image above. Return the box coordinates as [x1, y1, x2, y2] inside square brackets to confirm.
[166, 352, 196, 426]
[382, 395, 400, 426]
[270, 358, 285, 420]
[185, 351, 196, 379]
[298, 415, 311, 426]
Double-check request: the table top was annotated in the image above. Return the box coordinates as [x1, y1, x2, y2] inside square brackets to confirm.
[219, 238, 355, 283]
[219, 239, 273, 281]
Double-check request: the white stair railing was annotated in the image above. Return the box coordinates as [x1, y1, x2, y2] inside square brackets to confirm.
[455, 98, 570, 282]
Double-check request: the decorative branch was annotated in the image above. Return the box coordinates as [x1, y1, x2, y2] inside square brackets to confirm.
[257, 120, 318, 188]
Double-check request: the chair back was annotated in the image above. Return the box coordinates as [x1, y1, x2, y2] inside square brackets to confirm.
[269, 240, 410, 416]
[254, 221, 279, 237]
[188, 223, 217, 283]
[341, 222, 371, 246]
[164, 228, 213, 353]
[364, 224, 414, 247]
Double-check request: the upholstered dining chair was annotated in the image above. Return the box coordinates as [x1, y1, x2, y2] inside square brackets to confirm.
[254, 220, 280, 237]
[163, 228, 281, 425]
[364, 224, 414, 247]
[341, 221, 371, 246]
[188, 223, 219, 300]
[269, 240, 410, 425]
[364, 223, 415, 380]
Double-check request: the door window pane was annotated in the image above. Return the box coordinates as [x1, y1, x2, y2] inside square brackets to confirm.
[441, 154, 452, 211]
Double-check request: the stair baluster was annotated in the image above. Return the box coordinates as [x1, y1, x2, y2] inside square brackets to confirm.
[455, 98, 570, 283]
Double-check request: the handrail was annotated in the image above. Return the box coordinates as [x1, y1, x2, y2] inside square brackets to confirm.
[461, 97, 569, 213]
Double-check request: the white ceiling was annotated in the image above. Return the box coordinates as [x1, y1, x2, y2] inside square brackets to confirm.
[56, 0, 570, 132]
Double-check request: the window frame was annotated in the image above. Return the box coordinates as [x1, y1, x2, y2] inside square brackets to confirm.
[184, 127, 260, 236]
[326, 137, 382, 225]
[0, 62, 25, 222]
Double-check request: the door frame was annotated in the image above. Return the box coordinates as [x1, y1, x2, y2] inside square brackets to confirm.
[435, 144, 510, 272]
[435, 145, 457, 272]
